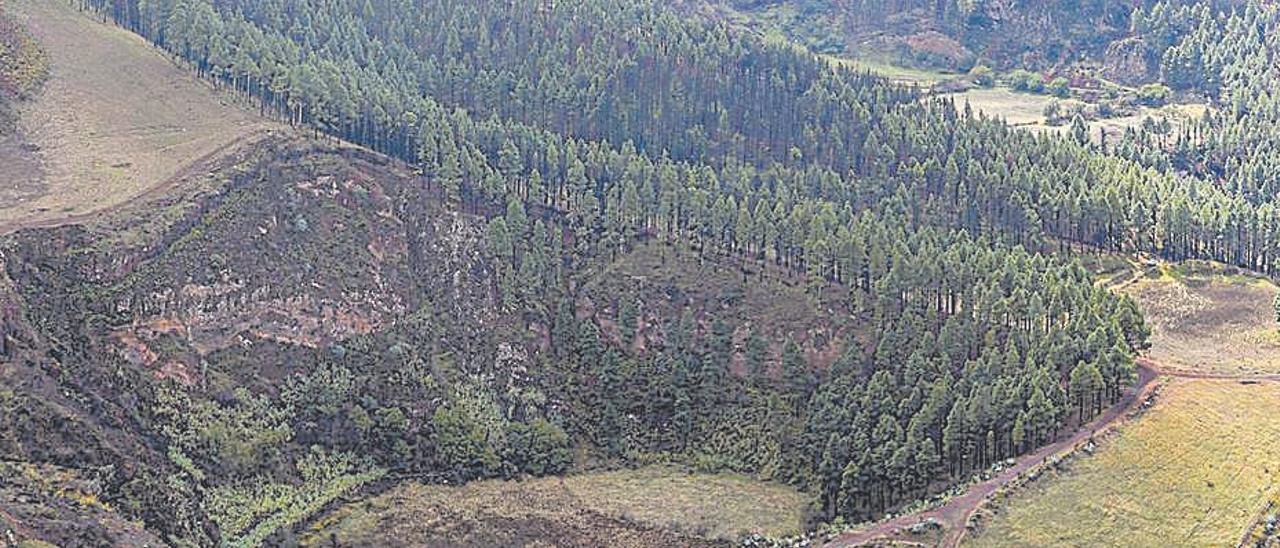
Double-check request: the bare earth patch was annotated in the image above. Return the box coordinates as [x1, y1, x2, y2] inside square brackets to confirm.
[1123, 264, 1280, 375]
[967, 378, 1280, 548]
[0, 0, 272, 232]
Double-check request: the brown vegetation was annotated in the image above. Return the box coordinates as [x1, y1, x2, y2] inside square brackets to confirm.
[1122, 262, 1280, 375]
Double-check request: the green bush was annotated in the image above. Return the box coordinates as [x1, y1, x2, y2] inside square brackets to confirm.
[1008, 69, 1044, 92]
[432, 405, 501, 481]
[1138, 83, 1172, 106]
[969, 64, 995, 87]
[1047, 77, 1071, 98]
[505, 419, 573, 476]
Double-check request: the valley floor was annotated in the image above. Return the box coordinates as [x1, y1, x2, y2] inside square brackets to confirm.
[305, 465, 807, 546]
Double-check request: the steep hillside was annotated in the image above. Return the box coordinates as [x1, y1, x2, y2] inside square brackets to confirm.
[0, 0, 1181, 545]
[0, 0, 271, 233]
[0, 134, 854, 545]
[692, 0, 1242, 74]
[1, 137, 492, 545]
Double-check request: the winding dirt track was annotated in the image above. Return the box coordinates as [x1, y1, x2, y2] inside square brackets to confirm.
[826, 357, 1275, 548]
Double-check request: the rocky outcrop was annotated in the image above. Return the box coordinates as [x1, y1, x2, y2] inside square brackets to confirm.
[1103, 36, 1157, 86]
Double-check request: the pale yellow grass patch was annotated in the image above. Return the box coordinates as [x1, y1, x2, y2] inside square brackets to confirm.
[305, 465, 807, 546]
[0, 0, 272, 229]
[562, 465, 807, 538]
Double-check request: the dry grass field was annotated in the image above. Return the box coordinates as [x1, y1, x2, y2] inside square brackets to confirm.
[967, 378, 1280, 548]
[560, 466, 808, 539]
[304, 465, 808, 546]
[1122, 261, 1280, 376]
[941, 88, 1206, 143]
[946, 88, 1057, 125]
[0, 0, 271, 231]
[824, 55, 954, 86]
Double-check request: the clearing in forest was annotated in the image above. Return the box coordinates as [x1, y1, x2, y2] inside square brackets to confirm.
[0, 0, 271, 232]
[1122, 261, 1280, 376]
[941, 87, 1205, 142]
[946, 88, 1055, 126]
[965, 378, 1280, 548]
[304, 465, 808, 546]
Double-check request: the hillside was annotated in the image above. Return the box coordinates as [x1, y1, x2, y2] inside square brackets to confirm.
[0, 0, 271, 233]
[692, 0, 1243, 75]
[4, 0, 1280, 546]
[0, 133, 861, 545]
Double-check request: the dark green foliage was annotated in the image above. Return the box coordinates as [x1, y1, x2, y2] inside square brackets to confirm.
[22, 0, 1245, 540]
[1009, 69, 1045, 92]
[505, 419, 573, 477]
[75, 0, 1280, 276]
[431, 405, 501, 482]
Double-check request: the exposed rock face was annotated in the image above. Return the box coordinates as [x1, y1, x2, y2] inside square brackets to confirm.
[0, 137, 510, 543]
[1104, 36, 1157, 86]
[0, 133, 852, 545]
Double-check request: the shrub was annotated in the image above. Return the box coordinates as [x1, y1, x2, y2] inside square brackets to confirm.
[1138, 83, 1172, 106]
[432, 405, 501, 481]
[1008, 69, 1044, 93]
[1047, 77, 1071, 98]
[504, 418, 572, 476]
[969, 64, 995, 87]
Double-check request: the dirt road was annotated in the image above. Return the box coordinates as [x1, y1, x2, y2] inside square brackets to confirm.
[825, 357, 1268, 547]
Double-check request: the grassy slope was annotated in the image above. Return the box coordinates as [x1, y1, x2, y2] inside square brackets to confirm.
[1122, 262, 1280, 376]
[0, 0, 271, 230]
[304, 466, 807, 546]
[561, 466, 807, 539]
[968, 378, 1280, 547]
